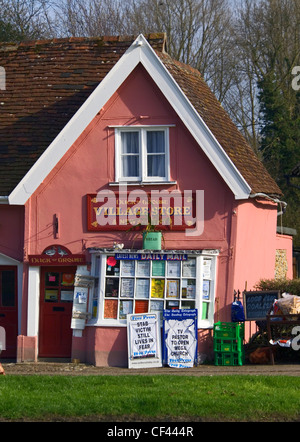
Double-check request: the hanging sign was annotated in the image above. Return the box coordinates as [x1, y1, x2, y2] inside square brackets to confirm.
[127, 312, 162, 369]
[28, 245, 86, 266]
[163, 309, 198, 368]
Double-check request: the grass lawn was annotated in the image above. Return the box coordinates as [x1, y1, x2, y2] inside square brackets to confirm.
[0, 374, 299, 421]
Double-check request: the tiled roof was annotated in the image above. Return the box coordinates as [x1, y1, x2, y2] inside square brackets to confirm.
[0, 33, 282, 197]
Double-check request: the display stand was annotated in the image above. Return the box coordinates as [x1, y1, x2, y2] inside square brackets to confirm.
[266, 309, 300, 365]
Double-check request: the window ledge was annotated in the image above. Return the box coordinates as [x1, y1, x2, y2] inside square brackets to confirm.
[109, 181, 177, 187]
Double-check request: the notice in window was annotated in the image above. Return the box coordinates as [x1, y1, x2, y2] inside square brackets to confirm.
[203, 259, 212, 279]
[151, 279, 165, 298]
[104, 299, 118, 319]
[182, 259, 196, 278]
[152, 260, 165, 276]
[137, 261, 150, 277]
[119, 300, 133, 319]
[167, 261, 180, 278]
[105, 278, 119, 297]
[202, 280, 210, 300]
[121, 260, 135, 277]
[136, 279, 150, 298]
[166, 280, 179, 298]
[182, 279, 195, 299]
[121, 278, 134, 298]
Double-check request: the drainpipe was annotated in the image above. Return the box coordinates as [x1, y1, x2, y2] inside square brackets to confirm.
[249, 193, 287, 216]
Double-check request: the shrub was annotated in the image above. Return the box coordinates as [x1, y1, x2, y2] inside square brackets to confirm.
[255, 278, 300, 296]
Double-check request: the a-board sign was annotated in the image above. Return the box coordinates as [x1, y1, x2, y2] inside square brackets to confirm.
[163, 309, 198, 368]
[243, 291, 280, 320]
[127, 312, 162, 369]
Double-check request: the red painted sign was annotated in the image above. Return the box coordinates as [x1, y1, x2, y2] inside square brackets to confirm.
[87, 192, 197, 232]
[28, 245, 86, 266]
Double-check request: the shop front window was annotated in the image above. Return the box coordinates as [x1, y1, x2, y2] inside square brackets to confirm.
[90, 252, 217, 328]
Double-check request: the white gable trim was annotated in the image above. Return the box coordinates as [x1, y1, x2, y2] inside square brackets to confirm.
[9, 34, 251, 205]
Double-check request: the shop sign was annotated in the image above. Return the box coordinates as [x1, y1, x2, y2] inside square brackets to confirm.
[28, 245, 86, 266]
[115, 253, 188, 261]
[163, 309, 198, 368]
[87, 191, 198, 231]
[127, 312, 162, 369]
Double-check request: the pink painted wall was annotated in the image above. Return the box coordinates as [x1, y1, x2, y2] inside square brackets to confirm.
[0, 205, 24, 261]
[233, 199, 293, 293]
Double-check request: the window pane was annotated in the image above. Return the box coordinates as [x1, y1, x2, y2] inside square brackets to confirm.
[147, 131, 165, 153]
[121, 132, 139, 153]
[122, 155, 139, 177]
[147, 155, 165, 177]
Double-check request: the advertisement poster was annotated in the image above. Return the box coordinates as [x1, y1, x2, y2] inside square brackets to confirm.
[127, 312, 162, 369]
[163, 309, 198, 368]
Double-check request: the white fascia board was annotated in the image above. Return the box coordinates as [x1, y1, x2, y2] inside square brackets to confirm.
[9, 34, 251, 205]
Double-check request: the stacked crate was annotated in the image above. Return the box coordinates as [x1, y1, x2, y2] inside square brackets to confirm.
[213, 321, 245, 366]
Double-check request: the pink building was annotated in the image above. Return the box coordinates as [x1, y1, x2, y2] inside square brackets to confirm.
[0, 34, 292, 365]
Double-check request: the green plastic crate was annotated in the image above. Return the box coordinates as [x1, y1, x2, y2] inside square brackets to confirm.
[213, 321, 244, 340]
[213, 338, 243, 353]
[214, 351, 244, 366]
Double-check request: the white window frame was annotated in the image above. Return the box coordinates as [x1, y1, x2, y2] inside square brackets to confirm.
[88, 251, 217, 329]
[114, 126, 170, 183]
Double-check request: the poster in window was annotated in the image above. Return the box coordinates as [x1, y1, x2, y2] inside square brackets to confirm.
[167, 261, 180, 277]
[166, 280, 179, 298]
[135, 300, 149, 314]
[106, 258, 120, 275]
[137, 261, 150, 277]
[104, 299, 118, 319]
[121, 278, 134, 298]
[121, 260, 135, 277]
[203, 259, 212, 279]
[182, 259, 196, 277]
[62, 273, 75, 286]
[105, 278, 119, 297]
[45, 289, 58, 302]
[136, 279, 150, 298]
[61, 290, 74, 302]
[202, 280, 210, 300]
[151, 279, 165, 298]
[119, 300, 133, 319]
[150, 300, 164, 321]
[182, 279, 195, 299]
[152, 260, 165, 276]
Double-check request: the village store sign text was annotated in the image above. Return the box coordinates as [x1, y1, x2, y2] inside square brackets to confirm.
[87, 186, 204, 236]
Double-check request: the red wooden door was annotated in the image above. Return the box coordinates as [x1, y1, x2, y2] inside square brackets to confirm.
[0, 266, 18, 359]
[39, 267, 75, 358]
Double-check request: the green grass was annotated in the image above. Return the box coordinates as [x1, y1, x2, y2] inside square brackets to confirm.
[0, 375, 300, 421]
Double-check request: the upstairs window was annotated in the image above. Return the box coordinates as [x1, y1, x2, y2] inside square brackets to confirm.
[115, 127, 170, 182]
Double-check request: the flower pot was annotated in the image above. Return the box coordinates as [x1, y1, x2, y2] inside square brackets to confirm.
[143, 231, 162, 250]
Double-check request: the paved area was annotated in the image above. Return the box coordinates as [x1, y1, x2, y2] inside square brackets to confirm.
[1, 361, 300, 376]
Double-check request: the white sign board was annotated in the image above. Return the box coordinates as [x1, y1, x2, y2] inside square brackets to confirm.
[127, 312, 162, 369]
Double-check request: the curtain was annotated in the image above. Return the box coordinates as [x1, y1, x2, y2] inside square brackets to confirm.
[147, 131, 165, 177]
[121, 132, 139, 177]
